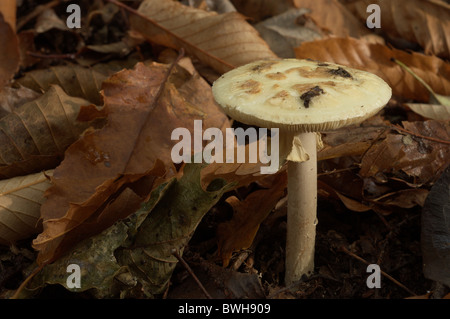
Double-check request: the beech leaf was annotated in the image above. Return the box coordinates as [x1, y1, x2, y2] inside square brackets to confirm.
[14, 64, 115, 105]
[0, 85, 103, 179]
[124, 0, 277, 74]
[0, 170, 53, 245]
[32, 61, 230, 265]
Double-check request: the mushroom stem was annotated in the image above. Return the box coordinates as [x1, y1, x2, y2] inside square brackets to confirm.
[285, 131, 317, 285]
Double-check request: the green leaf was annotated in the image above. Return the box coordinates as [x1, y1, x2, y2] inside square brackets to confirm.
[116, 163, 235, 297]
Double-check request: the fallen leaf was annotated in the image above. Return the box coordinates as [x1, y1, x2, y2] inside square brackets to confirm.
[0, 86, 41, 119]
[116, 163, 235, 296]
[318, 124, 388, 161]
[14, 64, 116, 106]
[125, 0, 277, 74]
[0, 85, 103, 179]
[217, 171, 287, 267]
[168, 259, 266, 298]
[295, 37, 450, 102]
[255, 8, 323, 58]
[344, 0, 450, 59]
[359, 120, 450, 185]
[34, 8, 68, 33]
[0, 170, 53, 245]
[33, 61, 229, 265]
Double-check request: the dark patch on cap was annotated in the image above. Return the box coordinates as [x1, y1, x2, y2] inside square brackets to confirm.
[300, 86, 324, 108]
[328, 67, 352, 78]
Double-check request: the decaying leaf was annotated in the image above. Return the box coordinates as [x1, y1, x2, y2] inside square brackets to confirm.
[14, 64, 116, 106]
[116, 163, 234, 296]
[255, 8, 323, 58]
[127, 0, 277, 74]
[0, 170, 53, 245]
[25, 163, 234, 298]
[360, 120, 450, 186]
[0, 85, 103, 180]
[33, 60, 230, 265]
[295, 37, 450, 102]
[0, 86, 41, 119]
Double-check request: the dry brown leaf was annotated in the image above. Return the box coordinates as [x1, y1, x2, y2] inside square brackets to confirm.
[293, 0, 370, 38]
[318, 123, 388, 160]
[14, 64, 115, 106]
[0, 86, 41, 119]
[33, 61, 230, 265]
[0, 13, 19, 89]
[0, 85, 103, 180]
[255, 8, 323, 58]
[217, 172, 287, 267]
[125, 0, 277, 74]
[344, 0, 450, 58]
[0, 170, 53, 245]
[295, 37, 450, 102]
[360, 120, 450, 185]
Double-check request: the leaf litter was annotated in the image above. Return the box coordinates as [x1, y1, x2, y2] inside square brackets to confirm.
[0, 0, 449, 299]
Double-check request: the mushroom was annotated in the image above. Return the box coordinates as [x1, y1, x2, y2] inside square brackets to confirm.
[212, 58, 392, 285]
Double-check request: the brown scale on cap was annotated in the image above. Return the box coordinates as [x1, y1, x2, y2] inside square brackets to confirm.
[265, 72, 287, 80]
[238, 79, 261, 94]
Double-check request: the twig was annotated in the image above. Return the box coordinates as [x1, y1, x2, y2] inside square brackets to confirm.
[390, 124, 450, 145]
[27, 51, 79, 60]
[339, 245, 417, 296]
[171, 249, 212, 299]
[17, 0, 60, 31]
[10, 264, 44, 299]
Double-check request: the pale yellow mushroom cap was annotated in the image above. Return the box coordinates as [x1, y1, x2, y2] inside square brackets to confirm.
[212, 59, 392, 132]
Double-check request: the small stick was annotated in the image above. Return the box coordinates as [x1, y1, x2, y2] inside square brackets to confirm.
[171, 249, 212, 299]
[339, 245, 417, 296]
[390, 124, 450, 145]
